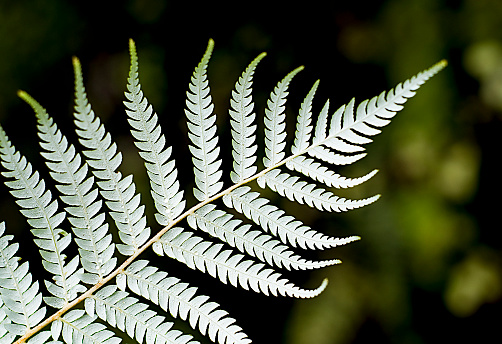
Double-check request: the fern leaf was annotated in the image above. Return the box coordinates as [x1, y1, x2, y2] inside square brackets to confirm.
[185, 39, 223, 202]
[121, 261, 250, 344]
[188, 204, 340, 270]
[223, 186, 360, 249]
[72, 57, 150, 256]
[263, 66, 303, 168]
[54, 309, 121, 344]
[25, 87, 117, 285]
[0, 40, 446, 344]
[154, 227, 328, 298]
[312, 99, 330, 144]
[286, 156, 378, 188]
[85, 285, 198, 344]
[124, 39, 185, 225]
[306, 144, 366, 165]
[258, 169, 380, 212]
[0, 122, 85, 309]
[291, 80, 319, 154]
[229, 52, 266, 183]
[0, 222, 45, 338]
[317, 60, 448, 155]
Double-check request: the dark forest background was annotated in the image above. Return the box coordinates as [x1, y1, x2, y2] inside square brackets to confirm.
[1, 0, 501, 343]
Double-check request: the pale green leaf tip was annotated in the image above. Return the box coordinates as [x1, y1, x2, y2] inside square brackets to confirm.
[318, 278, 329, 294]
[17, 89, 28, 99]
[72, 56, 83, 83]
[428, 59, 447, 75]
[129, 38, 137, 55]
[206, 38, 215, 56]
[17, 90, 38, 108]
[18, 90, 48, 121]
[437, 59, 448, 68]
[72, 56, 80, 68]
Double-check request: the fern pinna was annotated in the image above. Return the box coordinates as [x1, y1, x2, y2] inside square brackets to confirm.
[0, 39, 446, 344]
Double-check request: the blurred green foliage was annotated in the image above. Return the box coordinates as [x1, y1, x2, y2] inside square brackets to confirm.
[0, 0, 501, 343]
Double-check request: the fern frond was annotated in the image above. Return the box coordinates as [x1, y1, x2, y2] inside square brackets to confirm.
[263, 66, 304, 168]
[223, 186, 360, 249]
[229, 52, 266, 184]
[154, 227, 328, 298]
[120, 261, 250, 344]
[85, 285, 197, 344]
[53, 309, 121, 344]
[0, 222, 45, 338]
[26, 86, 117, 285]
[124, 39, 185, 226]
[72, 57, 150, 256]
[185, 39, 223, 202]
[0, 121, 85, 309]
[188, 204, 340, 270]
[0, 40, 446, 344]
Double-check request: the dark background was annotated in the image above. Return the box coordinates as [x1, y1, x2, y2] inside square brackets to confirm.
[1, 0, 501, 343]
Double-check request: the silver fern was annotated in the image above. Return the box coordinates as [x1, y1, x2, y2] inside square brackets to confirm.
[0, 39, 446, 344]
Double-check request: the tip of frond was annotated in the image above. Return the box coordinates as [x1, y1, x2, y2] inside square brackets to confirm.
[17, 90, 46, 115]
[71, 56, 81, 68]
[194, 39, 216, 73]
[72, 56, 83, 84]
[316, 278, 329, 295]
[17, 90, 35, 105]
[300, 278, 329, 298]
[426, 59, 448, 76]
[17, 90, 28, 99]
[346, 169, 379, 188]
[295, 65, 305, 73]
[437, 59, 448, 68]
[369, 194, 381, 204]
[129, 38, 137, 57]
[205, 38, 215, 58]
